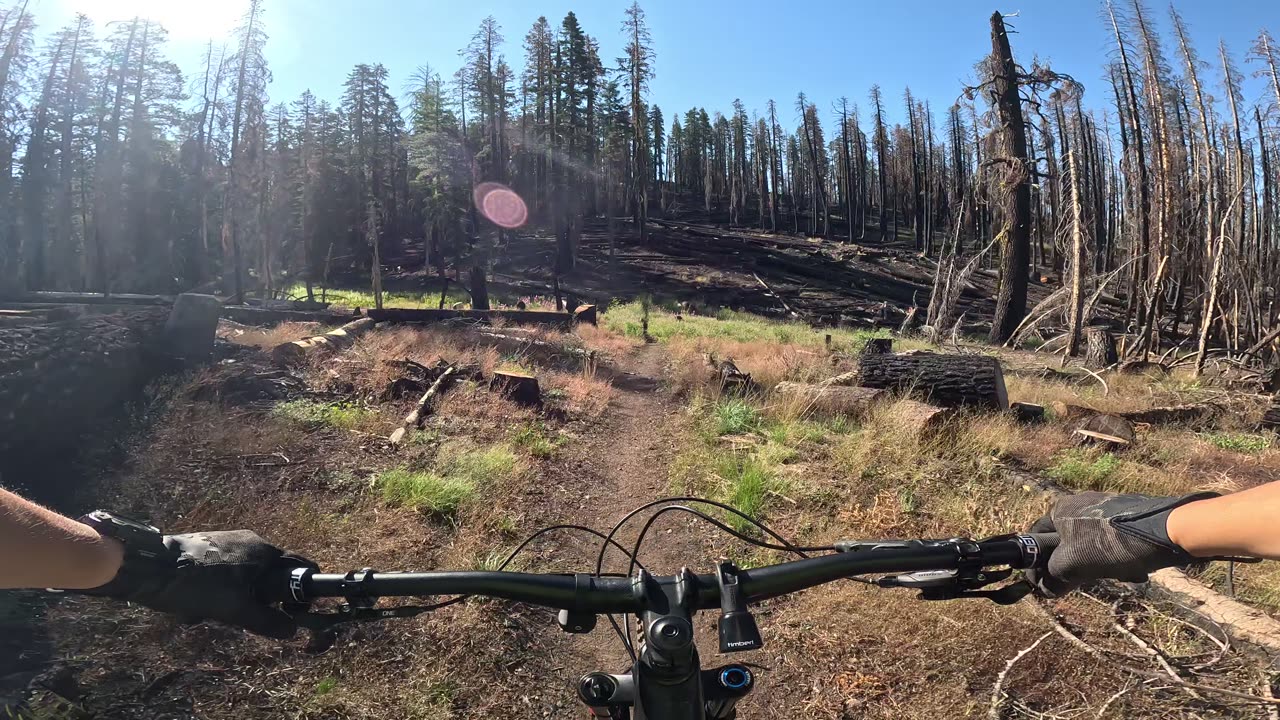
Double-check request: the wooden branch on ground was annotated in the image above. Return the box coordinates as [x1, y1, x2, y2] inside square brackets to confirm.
[987, 631, 1054, 720]
[271, 317, 376, 365]
[773, 383, 886, 418]
[751, 272, 801, 319]
[389, 366, 459, 445]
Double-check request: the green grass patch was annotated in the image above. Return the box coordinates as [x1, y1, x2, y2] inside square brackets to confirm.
[715, 454, 786, 532]
[375, 445, 518, 517]
[1203, 432, 1273, 453]
[272, 399, 375, 430]
[282, 282, 472, 309]
[315, 678, 338, 697]
[602, 300, 905, 352]
[715, 398, 763, 435]
[375, 469, 476, 517]
[512, 422, 563, 458]
[1046, 450, 1122, 489]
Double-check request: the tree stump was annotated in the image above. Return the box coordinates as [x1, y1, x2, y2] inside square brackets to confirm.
[163, 293, 222, 361]
[490, 371, 541, 406]
[1074, 413, 1137, 448]
[773, 383, 886, 418]
[271, 317, 376, 365]
[1083, 326, 1117, 369]
[573, 304, 598, 326]
[855, 352, 1009, 409]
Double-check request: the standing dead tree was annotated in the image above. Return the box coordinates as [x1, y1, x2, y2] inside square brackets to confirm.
[965, 12, 1078, 344]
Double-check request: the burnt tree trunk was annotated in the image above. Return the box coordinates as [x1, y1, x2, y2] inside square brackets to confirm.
[469, 265, 490, 310]
[1084, 326, 1118, 369]
[855, 352, 1009, 409]
[986, 12, 1033, 344]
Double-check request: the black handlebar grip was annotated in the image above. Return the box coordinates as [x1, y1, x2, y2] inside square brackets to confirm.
[1021, 533, 1059, 569]
[256, 566, 311, 605]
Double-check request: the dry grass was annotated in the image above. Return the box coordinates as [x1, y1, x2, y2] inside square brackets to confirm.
[218, 319, 329, 349]
[576, 322, 642, 358]
[666, 336, 836, 395]
[542, 368, 614, 418]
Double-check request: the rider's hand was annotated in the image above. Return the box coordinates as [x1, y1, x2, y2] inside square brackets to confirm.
[85, 530, 316, 639]
[1026, 491, 1218, 597]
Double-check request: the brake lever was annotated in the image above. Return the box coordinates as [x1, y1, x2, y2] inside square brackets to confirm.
[877, 568, 1033, 605]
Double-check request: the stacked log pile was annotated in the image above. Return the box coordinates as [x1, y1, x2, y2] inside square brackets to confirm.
[0, 308, 169, 463]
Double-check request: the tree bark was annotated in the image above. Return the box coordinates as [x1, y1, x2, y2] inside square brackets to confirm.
[986, 12, 1033, 344]
[1084, 326, 1118, 369]
[855, 351, 1009, 409]
[271, 317, 376, 365]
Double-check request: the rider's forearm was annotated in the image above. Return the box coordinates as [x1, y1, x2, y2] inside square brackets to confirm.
[0, 488, 123, 590]
[1167, 481, 1280, 560]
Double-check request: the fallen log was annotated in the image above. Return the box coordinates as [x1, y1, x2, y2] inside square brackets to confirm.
[390, 366, 459, 445]
[0, 290, 175, 306]
[271, 317, 377, 365]
[854, 352, 1009, 410]
[1120, 403, 1221, 428]
[1075, 413, 1137, 448]
[477, 332, 597, 361]
[367, 307, 588, 327]
[862, 338, 893, 355]
[707, 356, 753, 394]
[1048, 402, 1096, 423]
[491, 370, 541, 406]
[773, 382, 886, 418]
[221, 305, 357, 326]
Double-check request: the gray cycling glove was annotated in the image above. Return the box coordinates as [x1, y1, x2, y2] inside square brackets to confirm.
[84, 530, 316, 639]
[1026, 491, 1218, 597]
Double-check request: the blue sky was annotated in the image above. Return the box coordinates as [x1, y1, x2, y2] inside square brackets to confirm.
[32, 0, 1280, 130]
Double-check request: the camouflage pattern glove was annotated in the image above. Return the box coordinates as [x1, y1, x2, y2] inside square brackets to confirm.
[1026, 491, 1218, 597]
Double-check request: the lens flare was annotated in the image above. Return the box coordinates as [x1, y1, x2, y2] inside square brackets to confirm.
[473, 182, 528, 229]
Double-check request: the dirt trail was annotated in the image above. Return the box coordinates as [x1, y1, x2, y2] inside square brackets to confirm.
[501, 341, 731, 716]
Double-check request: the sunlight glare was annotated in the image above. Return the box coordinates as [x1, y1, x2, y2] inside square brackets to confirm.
[57, 0, 240, 41]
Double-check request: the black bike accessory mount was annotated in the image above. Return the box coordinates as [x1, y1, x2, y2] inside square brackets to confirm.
[866, 537, 1035, 604]
[716, 560, 763, 653]
[558, 609, 597, 633]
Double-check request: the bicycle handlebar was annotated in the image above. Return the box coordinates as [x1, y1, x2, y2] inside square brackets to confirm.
[263, 533, 1058, 612]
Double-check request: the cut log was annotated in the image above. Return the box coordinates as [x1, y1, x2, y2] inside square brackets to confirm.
[366, 307, 576, 328]
[885, 399, 954, 435]
[854, 352, 1009, 410]
[862, 338, 893, 355]
[1074, 413, 1137, 448]
[1120, 403, 1220, 428]
[573, 304, 598, 325]
[163, 293, 222, 361]
[1263, 401, 1280, 431]
[477, 332, 597, 361]
[1010, 402, 1046, 424]
[390, 366, 459, 445]
[0, 290, 174, 306]
[271, 317, 376, 365]
[773, 382, 887, 418]
[490, 371, 541, 406]
[1083, 326, 1117, 369]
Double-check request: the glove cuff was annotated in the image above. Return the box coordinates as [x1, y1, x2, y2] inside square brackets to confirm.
[1111, 491, 1220, 565]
